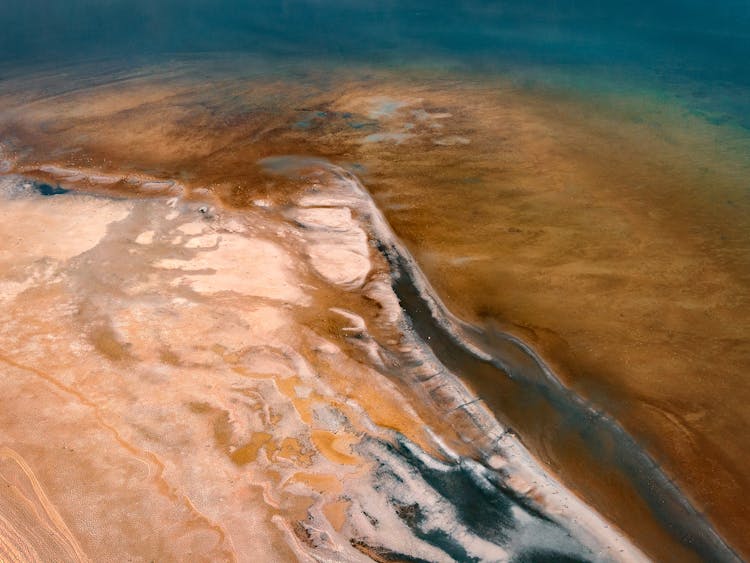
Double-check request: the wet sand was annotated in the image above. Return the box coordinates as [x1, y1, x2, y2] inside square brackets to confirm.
[0, 58, 748, 560]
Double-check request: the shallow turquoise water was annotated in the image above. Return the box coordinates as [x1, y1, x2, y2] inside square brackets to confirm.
[1, 1, 749, 126]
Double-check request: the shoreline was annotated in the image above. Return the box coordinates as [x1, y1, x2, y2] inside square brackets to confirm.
[314, 161, 740, 562]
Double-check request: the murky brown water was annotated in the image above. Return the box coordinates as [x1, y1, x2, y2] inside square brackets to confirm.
[1, 58, 748, 560]
[335, 76, 750, 559]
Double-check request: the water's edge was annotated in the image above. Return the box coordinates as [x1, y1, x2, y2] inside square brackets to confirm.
[337, 164, 742, 562]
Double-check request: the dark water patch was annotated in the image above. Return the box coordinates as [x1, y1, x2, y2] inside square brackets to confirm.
[512, 550, 589, 563]
[0, 177, 74, 200]
[35, 183, 69, 196]
[293, 109, 328, 130]
[259, 155, 332, 176]
[384, 438, 515, 546]
[362, 434, 593, 562]
[346, 121, 378, 130]
[293, 108, 379, 132]
[413, 527, 475, 563]
[388, 253, 741, 562]
[350, 539, 434, 563]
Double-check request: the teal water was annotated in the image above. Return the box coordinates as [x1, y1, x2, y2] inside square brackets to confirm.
[1, 1, 749, 125]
